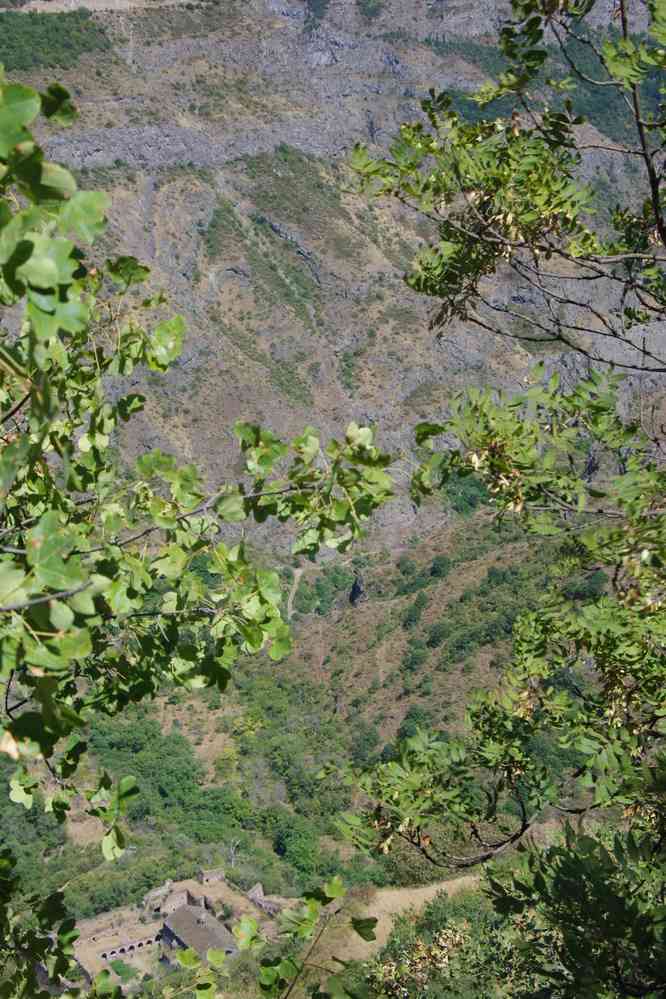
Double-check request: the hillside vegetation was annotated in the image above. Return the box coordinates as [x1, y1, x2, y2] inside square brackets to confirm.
[0, 1, 665, 997]
[4, 508, 600, 936]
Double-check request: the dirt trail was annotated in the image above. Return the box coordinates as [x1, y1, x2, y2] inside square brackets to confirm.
[342, 874, 480, 962]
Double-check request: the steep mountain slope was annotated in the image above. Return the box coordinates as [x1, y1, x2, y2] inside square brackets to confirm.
[2, 0, 600, 545]
[3, 504, 593, 933]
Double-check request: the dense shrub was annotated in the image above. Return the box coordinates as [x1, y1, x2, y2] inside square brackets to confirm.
[0, 759, 65, 896]
[397, 704, 435, 741]
[350, 720, 381, 766]
[426, 620, 448, 648]
[441, 473, 489, 515]
[305, 0, 330, 29]
[561, 569, 606, 601]
[402, 591, 428, 629]
[357, 0, 384, 17]
[402, 637, 428, 672]
[430, 554, 452, 578]
[294, 564, 354, 615]
[397, 555, 417, 577]
[0, 10, 111, 71]
[424, 553, 553, 662]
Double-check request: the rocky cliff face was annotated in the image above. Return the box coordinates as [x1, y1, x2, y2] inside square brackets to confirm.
[9, 0, 639, 544]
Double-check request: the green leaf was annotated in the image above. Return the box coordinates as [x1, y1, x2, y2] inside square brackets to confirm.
[101, 825, 125, 862]
[206, 947, 228, 970]
[148, 315, 185, 370]
[26, 512, 79, 589]
[16, 233, 77, 290]
[58, 190, 109, 243]
[153, 545, 189, 580]
[92, 970, 119, 996]
[40, 162, 77, 199]
[0, 563, 29, 606]
[40, 83, 76, 125]
[49, 600, 74, 631]
[0, 82, 41, 157]
[107, 255, 150, 287]
[346, 423, 373, 448]
[175, 947, 201, 969]
[117, 775, 139, 805]
[323, 975, 351, 999]
[58, 628, 92, 662]
[415, 421, 446, 445]
[256, 568, 282, 607]
[9, 776, 34, 809]
[216, 492, 247, 523]
[233, 914, 260, 951]
[268, 624, 292, 662]
[350, 917, 377, 941]
[323, 876, 346, 901]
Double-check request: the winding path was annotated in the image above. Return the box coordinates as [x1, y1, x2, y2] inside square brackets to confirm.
[343, 874, 480, 962]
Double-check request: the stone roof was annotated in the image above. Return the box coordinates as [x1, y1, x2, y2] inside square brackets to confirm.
[164, 905, 237, 958]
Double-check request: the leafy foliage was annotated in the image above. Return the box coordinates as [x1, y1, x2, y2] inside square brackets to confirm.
[352, 2, 666, 373]
[304, 0, 330, 31]
[0, 10, 111, 71]
[356, 0, 384, 18]
[3, 2, 666, 997]
[0, 67, 393, 998]
[341, 3, 666, 996]
[293, 564, 354, 617]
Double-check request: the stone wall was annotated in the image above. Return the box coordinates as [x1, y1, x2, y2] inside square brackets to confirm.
[99, 933, 160, 962]
[161, 888, 198, 915]
[198, 867, 226, 886]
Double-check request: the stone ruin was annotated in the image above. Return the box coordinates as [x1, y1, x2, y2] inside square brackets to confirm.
[246, 882, 282, 917]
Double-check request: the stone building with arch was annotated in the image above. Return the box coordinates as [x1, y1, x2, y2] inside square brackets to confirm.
[73, 870, 286, 990]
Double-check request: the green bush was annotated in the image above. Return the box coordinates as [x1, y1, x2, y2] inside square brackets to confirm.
[109, 960, 138, 984]
[305, 0, 330, 29]
[357, 0, 384, 18]
[397, 704, 434, 740]
[441, 473, 489, 515]
[424, 553, 553, 661]
[0, 10, 111, 71]
[430, 554, 452, 579]
[397, 555, 417, 577]
[350, 720, 381, 766]
[395, 569, 430, 596]
[270, 810, 333, 881]
[402, 591, 428, 629]
[562, 569, 606, 601]
[0, 759, 65, 898]
[294, 565, 354, 616]
[426, 620, 448, 648]
[401, 637, 428, 673]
